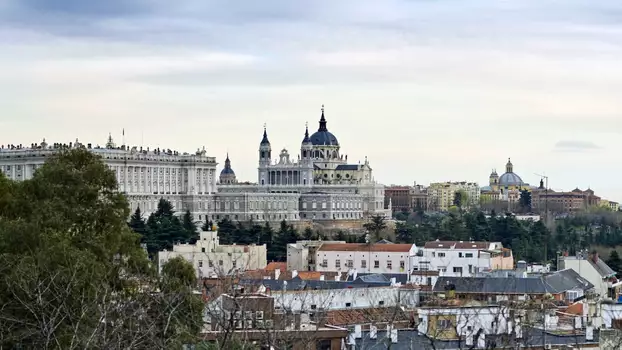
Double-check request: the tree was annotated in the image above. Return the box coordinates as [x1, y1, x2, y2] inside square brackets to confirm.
[364, 215, 388, 241]
[142, 198, 189, 257]
[0, 149, 203, 349]
[302, 227, 315, 240]
[202, 219, 214, 231]
[273, 220, 298, 261]
[607, 250, 622, 274]
[182, 209, 198, 239]
[129, 206, 147, 236]
[519, 190, 532, 213]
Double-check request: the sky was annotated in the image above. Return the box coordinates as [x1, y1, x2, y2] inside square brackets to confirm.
[1, 0, 621, 200]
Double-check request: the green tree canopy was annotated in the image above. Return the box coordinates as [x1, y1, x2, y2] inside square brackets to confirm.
[364, 215, 388, 241]
[0, 149, 202, 348]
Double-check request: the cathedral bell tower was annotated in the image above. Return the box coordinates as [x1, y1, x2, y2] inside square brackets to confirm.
[258, 125, 271, 186]
[300, 122, 313, 164]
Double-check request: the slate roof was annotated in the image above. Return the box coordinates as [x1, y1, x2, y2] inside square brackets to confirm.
[335, 164, 359, 171]
[433, 269, 594, 295]
[589, 258, 616, 277]
[238, 276, 392, 291]
[353, 327, 599, 349]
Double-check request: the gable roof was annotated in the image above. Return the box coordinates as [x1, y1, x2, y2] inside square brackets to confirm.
[318, 243, 414, 253]
[434, 269, 594, 295]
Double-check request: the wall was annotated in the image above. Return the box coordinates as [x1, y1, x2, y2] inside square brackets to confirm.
[270, 287, 416, 312]
[411, 248, 492, 278]
[417, 306, 509, 341]
[316, 246, 416, 274]
[158, 231, 267, 278]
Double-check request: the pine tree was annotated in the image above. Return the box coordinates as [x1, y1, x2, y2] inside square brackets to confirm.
[181, 210, 198, 241]
[128, 206, 147, 237]
[302, 227, 315, 240]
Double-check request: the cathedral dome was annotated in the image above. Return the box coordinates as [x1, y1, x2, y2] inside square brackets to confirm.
[310, 105, 339, 146]
[497, 158, 524, 187]
[498, 172, 523, 186]
[220, 153, 236, 176]
[310, 131, 339, 146]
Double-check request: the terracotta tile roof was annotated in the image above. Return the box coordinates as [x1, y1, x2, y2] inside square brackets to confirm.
[265, 262, 287, 271]
[423, 241, 490, 249]
[296, 271, 322, 280]
[318, 243, 414, 253]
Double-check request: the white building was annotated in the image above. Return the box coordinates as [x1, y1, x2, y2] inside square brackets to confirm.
[558, 251, 620, 300]
[287, 240, 346, 272]
[315, 243, 417, 275]
[269, 286, 416, 312]
[158, 228, 267, 278]
[0, 137, 218, 219]
[2, 105, 390, 224]
[410, 240, 514, 287]
[213, 106, 390, 222]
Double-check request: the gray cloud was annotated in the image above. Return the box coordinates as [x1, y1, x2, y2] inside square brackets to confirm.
[553, 140, 602, 152]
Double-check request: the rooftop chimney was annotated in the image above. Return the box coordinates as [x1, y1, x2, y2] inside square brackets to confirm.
[369, 325, 377, 339]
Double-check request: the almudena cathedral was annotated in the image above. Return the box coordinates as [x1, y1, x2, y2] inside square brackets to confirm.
[0, 106, 389, 224]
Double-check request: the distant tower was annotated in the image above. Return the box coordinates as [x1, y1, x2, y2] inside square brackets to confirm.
[219, 153, 237, 184]
[299, 122, 314, 186]
[489, 169, 499, 187]
[258, 125, 272, 186]
[506, 158, 514, 173]
[105, 133, 115, 149]
[300, 122, 313, 164]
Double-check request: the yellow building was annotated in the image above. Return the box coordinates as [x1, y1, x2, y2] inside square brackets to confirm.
[428, 181, 480, 211]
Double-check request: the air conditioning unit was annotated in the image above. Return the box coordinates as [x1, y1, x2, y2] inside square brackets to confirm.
[256, 320, 265, 328]
[256, 311, 264, 320]
[265, 320, 274, 328]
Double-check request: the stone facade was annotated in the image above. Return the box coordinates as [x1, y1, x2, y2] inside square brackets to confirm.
[0, 137, 218, 220]
[212, 106, 389, 222]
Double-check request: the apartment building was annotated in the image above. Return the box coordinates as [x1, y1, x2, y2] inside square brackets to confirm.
[158, 228, 267, 278]
[315, 243, 417, 275]
[410, 240, 514, 287]
[427, 182, 480, 211]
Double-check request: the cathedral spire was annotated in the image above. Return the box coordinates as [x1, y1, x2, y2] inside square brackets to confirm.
[318, 104, 328, 132]
[302, 122, 310, 143]
[261, 124, 270, 145]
